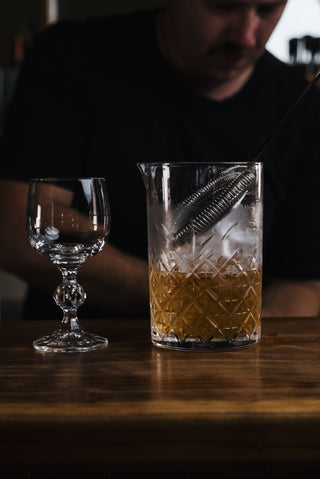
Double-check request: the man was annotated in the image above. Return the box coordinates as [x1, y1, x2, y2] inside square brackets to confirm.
[156, 0, 287, 100]
[1, 0, 320, 318]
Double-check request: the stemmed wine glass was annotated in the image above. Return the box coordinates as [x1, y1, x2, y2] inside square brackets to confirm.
[26, 178, 111, 353]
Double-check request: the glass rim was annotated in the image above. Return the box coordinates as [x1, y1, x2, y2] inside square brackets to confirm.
[30, 177, 105, 182]
[136, 162, 262, 167]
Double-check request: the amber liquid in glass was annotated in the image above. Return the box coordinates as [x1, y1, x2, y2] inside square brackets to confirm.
[149, 266, 262, 348]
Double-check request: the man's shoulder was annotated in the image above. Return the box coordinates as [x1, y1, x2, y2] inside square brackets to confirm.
[32, 10, 157, 62]
[261, 51, 309, 89]
[257, 50, 320, 107]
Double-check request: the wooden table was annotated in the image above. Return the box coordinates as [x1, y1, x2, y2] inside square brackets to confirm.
[0, 317, 320, 477]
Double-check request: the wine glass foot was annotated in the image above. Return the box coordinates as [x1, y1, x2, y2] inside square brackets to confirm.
[33, 329, 108, 353]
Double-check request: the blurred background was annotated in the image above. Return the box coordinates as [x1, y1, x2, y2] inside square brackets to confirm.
[0, 0, 320, 319]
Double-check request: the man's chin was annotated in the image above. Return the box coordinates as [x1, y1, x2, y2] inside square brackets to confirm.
[217, 56, 255, 75]
[193, 64, 252, 88]
[207, 48, 262, 79]
[182, 52, 262, 92]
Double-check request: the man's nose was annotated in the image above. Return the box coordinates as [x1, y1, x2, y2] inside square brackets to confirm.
[228, 9, 260, 47]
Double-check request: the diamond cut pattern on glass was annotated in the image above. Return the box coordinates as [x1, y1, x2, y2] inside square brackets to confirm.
[149, 247, 261, 348]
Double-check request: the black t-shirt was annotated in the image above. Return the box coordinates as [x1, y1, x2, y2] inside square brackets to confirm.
[2, 10, 320, 318]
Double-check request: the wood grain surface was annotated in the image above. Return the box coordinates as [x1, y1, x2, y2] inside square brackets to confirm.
[0, 317, 320, 476]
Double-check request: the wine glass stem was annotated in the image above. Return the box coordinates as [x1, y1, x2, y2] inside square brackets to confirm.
[54, 265, 86, 331]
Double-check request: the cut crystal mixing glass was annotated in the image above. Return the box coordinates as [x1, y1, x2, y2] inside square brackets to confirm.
[138, 162, 263, 351]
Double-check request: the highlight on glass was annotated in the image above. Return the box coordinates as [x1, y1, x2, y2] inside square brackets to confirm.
[26, 177, 111, 353]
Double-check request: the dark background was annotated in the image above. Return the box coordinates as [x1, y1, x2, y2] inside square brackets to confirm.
[0, 0, 164, 65]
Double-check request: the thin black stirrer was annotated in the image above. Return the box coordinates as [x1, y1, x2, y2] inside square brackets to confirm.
[253, 70, 320, 161]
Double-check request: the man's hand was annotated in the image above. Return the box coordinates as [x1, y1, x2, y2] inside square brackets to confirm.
[262, 277, 320, 317]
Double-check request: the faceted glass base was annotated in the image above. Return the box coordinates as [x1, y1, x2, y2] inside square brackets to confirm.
[152, 337, 259, 352]
[33, 328, 108, 353]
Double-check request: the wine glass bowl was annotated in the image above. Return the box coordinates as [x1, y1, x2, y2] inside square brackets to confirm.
[26, 178, 110, 353]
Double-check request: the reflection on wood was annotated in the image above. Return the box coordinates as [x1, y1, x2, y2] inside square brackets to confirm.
[0, 317, 320, 476]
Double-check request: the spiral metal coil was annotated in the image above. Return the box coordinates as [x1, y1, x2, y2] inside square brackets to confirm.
[173, 169, 256, 246]
[179, 167, 241, 209]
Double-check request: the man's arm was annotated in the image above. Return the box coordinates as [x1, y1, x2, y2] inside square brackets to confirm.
[0, 179, 149, 316]
[3, 179, 320, 318]
[262, 277, 320, 317]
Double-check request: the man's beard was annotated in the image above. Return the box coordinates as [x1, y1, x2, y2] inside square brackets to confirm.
[184, 42, 262, 90]
[207, 42, 261, 66]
